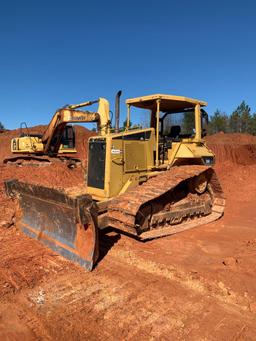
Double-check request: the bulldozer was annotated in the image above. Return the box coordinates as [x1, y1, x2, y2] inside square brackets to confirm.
[5, 92, 225, 271]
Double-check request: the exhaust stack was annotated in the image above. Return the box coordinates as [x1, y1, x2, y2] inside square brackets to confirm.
[115, 90, 122, 133]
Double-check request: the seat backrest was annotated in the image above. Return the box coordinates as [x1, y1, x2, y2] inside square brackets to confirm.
[168, 125, 181, 139]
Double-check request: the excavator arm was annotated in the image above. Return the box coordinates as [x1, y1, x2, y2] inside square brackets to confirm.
[42, 98, 110, 155]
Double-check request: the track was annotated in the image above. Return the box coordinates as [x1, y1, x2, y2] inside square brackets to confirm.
[107, 165, 225, 238]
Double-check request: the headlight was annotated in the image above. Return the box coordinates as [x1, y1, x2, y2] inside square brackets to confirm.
[202, 156, 215, 166]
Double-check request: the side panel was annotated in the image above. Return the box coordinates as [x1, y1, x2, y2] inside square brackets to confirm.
[124, 141, 147, 172]
[108, 138, 124, 198]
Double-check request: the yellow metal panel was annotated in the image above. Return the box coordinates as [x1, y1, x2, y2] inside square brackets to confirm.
[87, 186, 106, 200]
[168, 142, 215, 166]
[109, 138, 124, 197]
[124, 141, 147, 172]
[11, 136, 43, 153]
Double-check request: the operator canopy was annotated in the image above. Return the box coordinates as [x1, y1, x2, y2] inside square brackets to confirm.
[126, 94, 207, 112]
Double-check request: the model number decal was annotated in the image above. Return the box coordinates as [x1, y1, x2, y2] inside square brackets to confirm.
[111, 148, 122, 155]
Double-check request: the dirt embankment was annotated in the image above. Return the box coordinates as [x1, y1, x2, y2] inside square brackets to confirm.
[205, 132, 256, 208]
[206, 132, 256, 166]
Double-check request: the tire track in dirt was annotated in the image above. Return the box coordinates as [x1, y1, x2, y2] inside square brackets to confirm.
[0, 227, 256, 340]
[107, 247, 253, 313]
[0, 227, 68, 300]
[24, 256, 256, 340]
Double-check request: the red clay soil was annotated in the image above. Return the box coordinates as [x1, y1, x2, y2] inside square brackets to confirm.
[1, 131, 256, 340]
[206, 132, 256, 165]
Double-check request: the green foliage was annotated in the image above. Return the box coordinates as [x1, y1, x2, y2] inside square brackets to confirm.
[183, 111, 195, 133]
[123, 119, 133, 128]
[249, 113, 256, 135]
[208, 110, 229, 134]
[229, 101, 251, 133]
[209, 101, 256, 135]
[0, 122, 4, 129]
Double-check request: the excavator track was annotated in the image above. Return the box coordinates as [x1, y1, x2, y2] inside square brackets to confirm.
[3, 155, 81, 168]
[106, 165, 225, 239]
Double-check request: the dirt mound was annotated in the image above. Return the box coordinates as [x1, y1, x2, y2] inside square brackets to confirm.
[206, 133, 256, 166]
[0, 163, 86, 228]
[206, 132, 256, 145]
[0, 124, 94, 165]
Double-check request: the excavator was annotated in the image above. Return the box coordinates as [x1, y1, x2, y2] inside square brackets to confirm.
[5, 92, 225, 271]
[10, 124, 77, 156]
[4, 99, 109, 165]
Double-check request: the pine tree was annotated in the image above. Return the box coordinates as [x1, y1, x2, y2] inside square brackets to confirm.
[230, 101, 251, 133]
[208, 110, 229, 134]
[249, 113, 256, 135]
[183, 111, 195, 134]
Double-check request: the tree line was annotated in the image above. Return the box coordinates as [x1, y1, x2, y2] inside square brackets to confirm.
[208, 101, 256, 135]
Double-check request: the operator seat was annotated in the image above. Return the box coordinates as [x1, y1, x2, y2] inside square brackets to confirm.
[168, 125, 181, 139]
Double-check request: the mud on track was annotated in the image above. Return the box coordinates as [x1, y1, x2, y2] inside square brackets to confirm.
[1, 131, 256, 340]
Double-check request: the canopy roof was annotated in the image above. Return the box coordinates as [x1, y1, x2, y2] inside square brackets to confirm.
[126, 94, 207, 112]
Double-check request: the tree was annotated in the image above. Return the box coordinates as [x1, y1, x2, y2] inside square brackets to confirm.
[123, 119, 133, 128]
[182, 111, 195, 134]
[249, 113, 256, 135]
[0, 122, 4, 130]
[208, 110, 229, 134]
[230, 101, 251, 133]
[229, 110, 240, 133]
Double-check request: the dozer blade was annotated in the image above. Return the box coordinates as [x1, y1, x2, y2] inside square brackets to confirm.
[4, 179, 98, 271]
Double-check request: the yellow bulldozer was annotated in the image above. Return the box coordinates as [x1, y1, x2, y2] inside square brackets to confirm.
[5, 92, 225, 270]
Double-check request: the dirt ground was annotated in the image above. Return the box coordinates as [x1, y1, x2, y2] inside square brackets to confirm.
[0, 130, 256, 340]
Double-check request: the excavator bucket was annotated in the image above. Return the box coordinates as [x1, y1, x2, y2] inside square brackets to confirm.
[4, 180, 99, 271]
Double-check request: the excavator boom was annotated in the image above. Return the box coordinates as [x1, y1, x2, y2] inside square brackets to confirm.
[42, 97, 110, 155]
[42, 109, 100, 155]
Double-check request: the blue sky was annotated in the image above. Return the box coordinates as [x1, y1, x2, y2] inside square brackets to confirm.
[0, 0, 255, 129]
